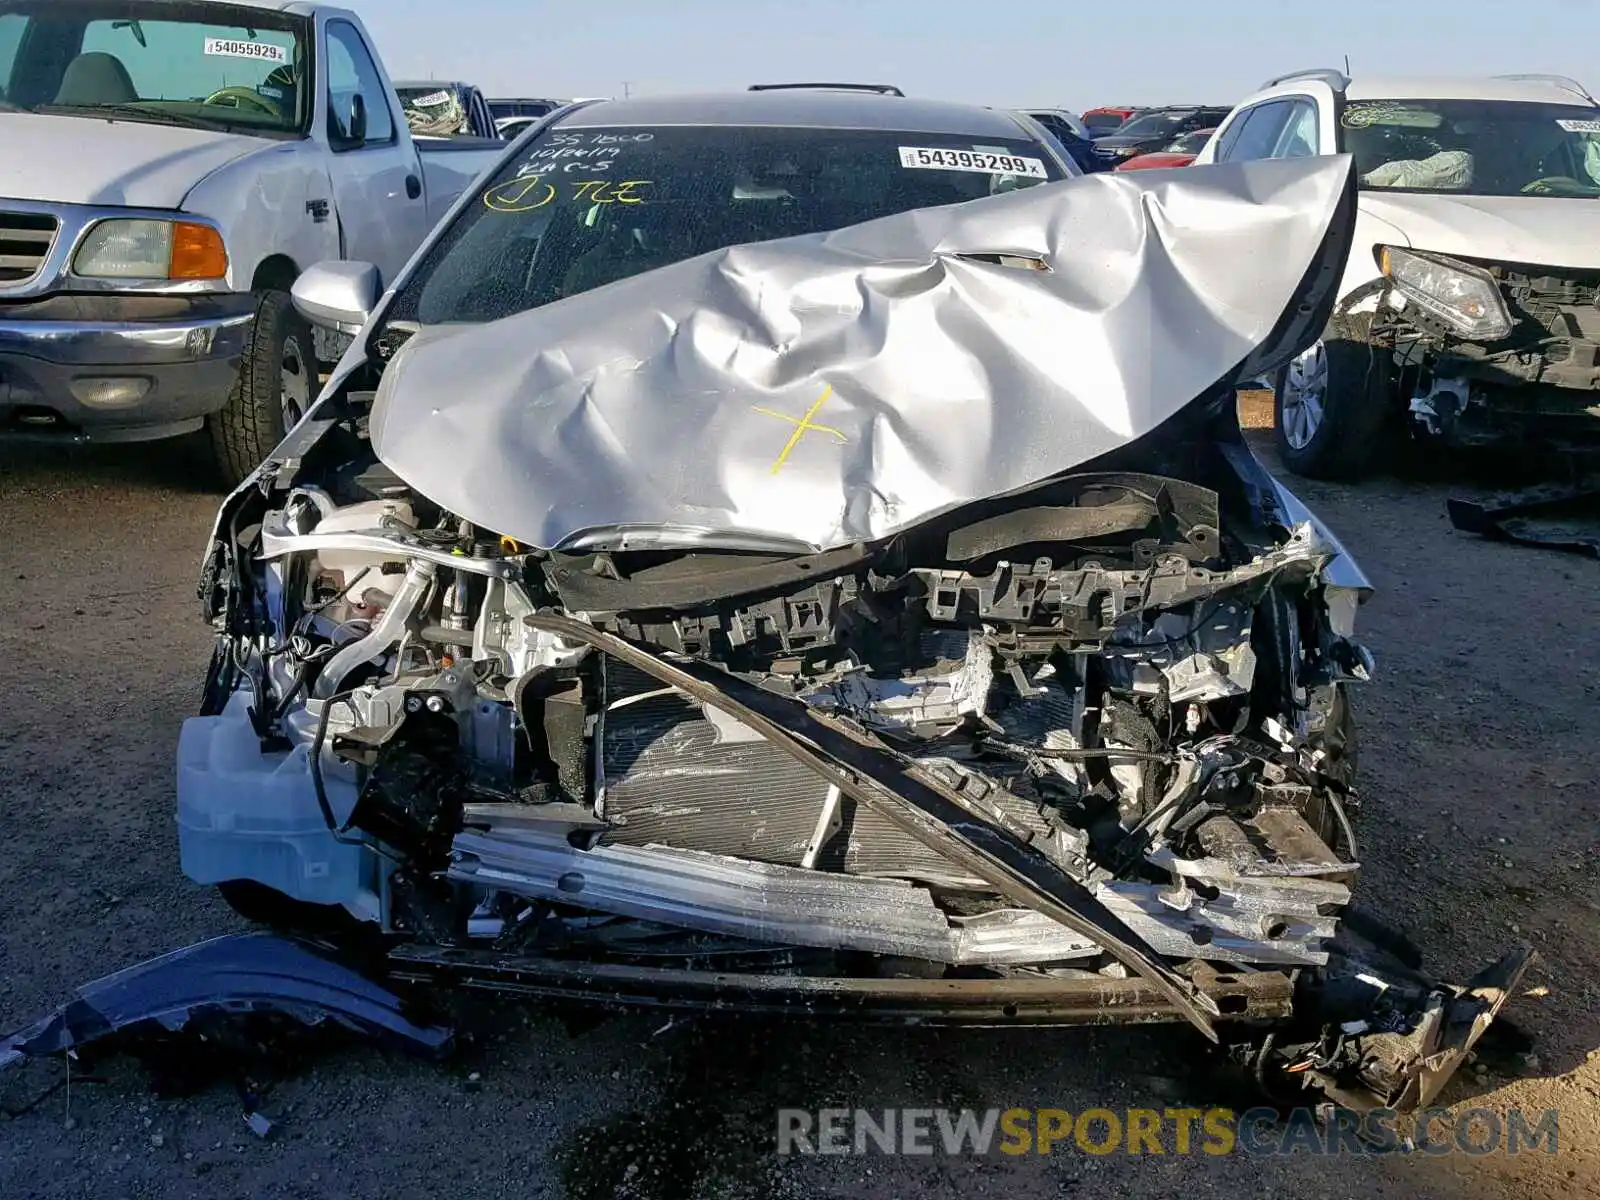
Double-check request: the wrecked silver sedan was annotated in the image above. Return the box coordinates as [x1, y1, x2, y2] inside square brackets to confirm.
[172, 92, 1526, 1112]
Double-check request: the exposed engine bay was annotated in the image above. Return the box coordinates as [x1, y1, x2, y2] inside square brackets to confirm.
[1385, 258, 1600, 448]
[182, 392, 1528, 1113]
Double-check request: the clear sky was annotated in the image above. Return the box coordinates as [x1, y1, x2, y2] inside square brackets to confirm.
[363, 0, 1600, 110]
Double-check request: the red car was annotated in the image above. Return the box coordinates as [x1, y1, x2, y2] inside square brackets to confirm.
[1113, 127, 1216, 171]
[1080, 105, 1141, 136]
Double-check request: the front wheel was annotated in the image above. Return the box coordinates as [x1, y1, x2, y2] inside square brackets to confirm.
[1273, 314, 1394, 481]
[206, 289, 316, 488]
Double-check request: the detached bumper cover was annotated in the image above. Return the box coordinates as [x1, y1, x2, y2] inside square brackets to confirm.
[1448, 479, 1600, 558]
[0, 933, 452, 1071]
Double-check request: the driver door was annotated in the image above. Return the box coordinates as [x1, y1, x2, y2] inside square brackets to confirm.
[318, 16, 428, 281]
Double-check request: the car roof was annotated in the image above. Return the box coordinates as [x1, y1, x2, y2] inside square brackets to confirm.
[554, 91, 1035, 137]
[395, 81, 470, 92]
[213, 0, 325, 11]
[1344, 75, 1597, 105]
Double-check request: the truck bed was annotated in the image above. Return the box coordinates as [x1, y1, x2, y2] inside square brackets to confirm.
[417, 139, 506, 226]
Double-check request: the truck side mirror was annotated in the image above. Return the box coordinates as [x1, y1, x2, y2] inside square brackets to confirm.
[329, 92, 369, 150]
[292, 261, 381, 334]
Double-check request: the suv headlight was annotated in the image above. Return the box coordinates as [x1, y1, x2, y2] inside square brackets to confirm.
[1378, 246, 1512, 341]
[74, 219, 228, 281]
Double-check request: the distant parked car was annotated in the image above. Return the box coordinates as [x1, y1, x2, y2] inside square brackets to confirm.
[1092, 106, 1232, 166]
[0, 2, 504, 484]
[1022, 107, 1091, 139]
[495, 115, 543, 139]
[1081, 105, 1141, 135]
[1195, 69, 1600, 479]
[1019, 109, 1105, 173]
[488, 97, 567, 123]
[1114, 127, 1216, 171]
[395, 80, 501, 140]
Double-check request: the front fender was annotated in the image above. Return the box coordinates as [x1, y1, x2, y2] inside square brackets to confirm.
[182, 144, 340, 293]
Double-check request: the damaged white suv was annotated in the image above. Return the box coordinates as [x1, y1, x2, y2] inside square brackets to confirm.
[1197, 71, 1600, 477]
[179, 90, 1528, 1111]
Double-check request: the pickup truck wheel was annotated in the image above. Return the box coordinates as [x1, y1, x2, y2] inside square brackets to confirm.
[207, 289, 315, 487]
[1273, 314, 1394, 481]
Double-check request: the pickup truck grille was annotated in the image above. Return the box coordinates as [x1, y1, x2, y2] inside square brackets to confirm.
[0, 212, 59, 285]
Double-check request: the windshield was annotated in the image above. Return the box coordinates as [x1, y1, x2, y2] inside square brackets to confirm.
[399, 86, 471, 139]
[1342, 98, 1600, 197]
[391, 123, 1066, 327]
[0, 1, 309, 135]
[491, 99, 559, 121]
[1114, 110, 1197, 139]
[1168, 129, 1212, 154]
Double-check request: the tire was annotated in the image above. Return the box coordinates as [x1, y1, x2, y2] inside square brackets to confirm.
[1273, 313, 1394, 481]
[206, 289, 316, 488]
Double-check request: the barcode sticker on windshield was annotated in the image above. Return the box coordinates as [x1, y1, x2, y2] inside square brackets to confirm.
[409, 91, 454, 108]
[204, 37, 288, 64]
[898, 146, 1047, 178]
[1557, 119, 1600, 133]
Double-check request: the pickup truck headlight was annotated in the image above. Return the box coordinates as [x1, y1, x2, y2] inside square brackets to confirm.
[1378, 246, 1512, 341]
[74, 219, 228, 281]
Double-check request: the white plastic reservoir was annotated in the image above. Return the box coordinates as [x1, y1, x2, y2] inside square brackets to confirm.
[177, 690, 366, 906]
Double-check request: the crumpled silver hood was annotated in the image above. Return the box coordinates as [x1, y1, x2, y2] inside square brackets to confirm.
[371, 155, 1356, 553]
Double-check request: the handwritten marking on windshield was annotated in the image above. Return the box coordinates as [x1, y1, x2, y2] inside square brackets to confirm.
[484, 177, 653, 212]
[754, 386, 847, 475]
[573, 180, 652, 203]
[484, 176, 557, 212]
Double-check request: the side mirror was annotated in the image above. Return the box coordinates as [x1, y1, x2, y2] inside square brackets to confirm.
[329, 93, 369, 150]
[349, 92, 369, 142]
[292, 261, 381, 334]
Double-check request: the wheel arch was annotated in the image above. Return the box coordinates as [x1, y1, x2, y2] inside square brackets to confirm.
[250, 254, 301, 296]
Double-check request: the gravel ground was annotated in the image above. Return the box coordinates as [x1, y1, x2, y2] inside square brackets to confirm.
[3, 419, 1599, 1199]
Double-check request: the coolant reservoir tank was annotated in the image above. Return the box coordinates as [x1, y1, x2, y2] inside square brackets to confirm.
[313, 498, 415, 599]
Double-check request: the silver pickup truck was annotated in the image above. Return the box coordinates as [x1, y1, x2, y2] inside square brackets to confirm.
[0, 0, 504, 482]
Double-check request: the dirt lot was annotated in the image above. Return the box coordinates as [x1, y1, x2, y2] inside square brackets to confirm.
[3, 415, 1600, 1199]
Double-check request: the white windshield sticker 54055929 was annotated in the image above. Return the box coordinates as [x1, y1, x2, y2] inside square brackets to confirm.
[408, 90, 454, 108]
[204, 37, 288, 64]
[898, 146, 1047, 178]
[1558, 118, 1600, 133]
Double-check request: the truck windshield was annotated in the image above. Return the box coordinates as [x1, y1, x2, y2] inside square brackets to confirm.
[390, 123, 1066, 327]
[398, 86, 472, 139]
[1342, 98, 1600, 198]
[0, 0, 310, 136]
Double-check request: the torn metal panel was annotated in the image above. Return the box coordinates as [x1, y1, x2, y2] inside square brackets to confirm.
[0, 934, 452, 1071]
[370, 156, 1358, 554]
[1447, 479, 1600, 557]
[1097, 882, 1339, 966]
[522, 612, 1223, 1041]
[1307, 945, 1537, 1112]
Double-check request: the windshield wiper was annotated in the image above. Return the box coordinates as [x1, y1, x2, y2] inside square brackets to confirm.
[35, 102, 239, 134]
